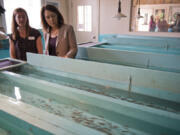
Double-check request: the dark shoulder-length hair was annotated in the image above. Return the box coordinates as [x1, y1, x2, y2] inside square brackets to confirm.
[41, 4, 64, 33]
[11, 8, 30, 40]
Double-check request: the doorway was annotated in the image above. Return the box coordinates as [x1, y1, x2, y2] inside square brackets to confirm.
[70, 0, 99, 44]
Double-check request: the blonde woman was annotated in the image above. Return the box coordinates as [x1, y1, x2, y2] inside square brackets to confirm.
[9, 8, 43, 61]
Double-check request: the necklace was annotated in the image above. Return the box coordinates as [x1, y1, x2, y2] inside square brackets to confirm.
[51, 29, 59, 37]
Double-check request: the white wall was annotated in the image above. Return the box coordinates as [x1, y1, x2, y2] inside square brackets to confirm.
[66, 0, 180, 38]
[1, 0, 180, 37]
[99, 0, 180, 37]
[58, 0, 68, 23]
[99, 0, 132, 34]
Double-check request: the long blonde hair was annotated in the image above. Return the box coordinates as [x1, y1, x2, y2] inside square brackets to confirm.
[11, 8, 30, 40]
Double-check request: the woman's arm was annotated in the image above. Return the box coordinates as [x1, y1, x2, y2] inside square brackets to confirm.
[36, 36, 43, 54]
[9, 38, 16, 59]
[64, 26, 78, 58]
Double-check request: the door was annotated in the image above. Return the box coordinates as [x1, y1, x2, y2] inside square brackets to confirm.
[71, 0, 99, 44]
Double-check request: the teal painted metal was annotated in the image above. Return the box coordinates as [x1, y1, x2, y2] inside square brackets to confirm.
[0, 39, 10, 59]
[0, 50, 9, 59]
[0, 72, 137, 135]
[0, 39, 9, 50]
[0, 53, 180, 135]
[5, 62, 180, 112]
[95, 44, 180, 55]
[99, 34, 180, 46]
[99, 34, 180, 41]
[0, 94, 105, 135]
[76, 47, 180, 73]
[26, 53, 180, 103]
[97, 34, 180, 55]
[0, 68, 180, 135]
[0, 110, 52, 135]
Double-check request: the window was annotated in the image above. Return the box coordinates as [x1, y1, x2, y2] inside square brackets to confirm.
[77, 5, 92, 32]
[4, 0, 41, 33]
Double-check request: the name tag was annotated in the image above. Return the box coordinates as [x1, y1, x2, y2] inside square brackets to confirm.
[28, 36, 35, 40]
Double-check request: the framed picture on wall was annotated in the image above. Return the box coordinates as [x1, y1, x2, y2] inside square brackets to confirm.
[44, 0, 60, 9]
[155, 8, 166, 20]
[172, 6, 180, 20]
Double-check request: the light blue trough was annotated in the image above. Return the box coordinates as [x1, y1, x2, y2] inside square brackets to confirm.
[0, 39, 10, 59]
[77, 46, 180, 73]
[95, 34, 180, 55]
[0, 53, 180, 135]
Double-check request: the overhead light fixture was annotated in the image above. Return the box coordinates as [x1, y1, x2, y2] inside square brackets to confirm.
[113, 0, 127, 20]
[136, 8, 144, 19]
[136, 0, 143, 19]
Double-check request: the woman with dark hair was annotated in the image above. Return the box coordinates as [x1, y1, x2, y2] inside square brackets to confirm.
[41, 5, 77, 58]
[9, 8, 43, 61]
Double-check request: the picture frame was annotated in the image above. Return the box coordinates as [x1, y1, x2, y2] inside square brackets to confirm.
[42, 0, 60, 9]
[155, 8, 166, 19]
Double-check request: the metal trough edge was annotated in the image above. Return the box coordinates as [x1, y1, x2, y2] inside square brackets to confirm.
[1, 71, 180, 133]
[0, 94, 106, 135]
[26, 53, 180, 103]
